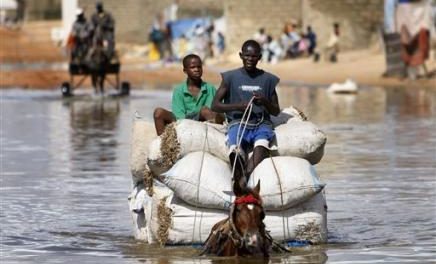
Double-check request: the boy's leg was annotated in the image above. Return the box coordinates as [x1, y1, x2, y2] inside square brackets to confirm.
[246, 145, 269, 178]
[153, 108, 175, 136]
[246, 124, 275, 178]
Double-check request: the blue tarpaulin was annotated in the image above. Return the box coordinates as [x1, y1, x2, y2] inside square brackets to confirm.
[169, 18, 210, 39]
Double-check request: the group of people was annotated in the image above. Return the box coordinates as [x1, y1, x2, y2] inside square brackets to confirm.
[153, 39, 280, 190]
[149, 7, 225, 63]
[68, 1, 115, 64]
[254, 22, 340, 64]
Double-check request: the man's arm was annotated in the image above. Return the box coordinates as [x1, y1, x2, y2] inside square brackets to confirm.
[253, 90, 280, 116]
[211, 80, 247, 113]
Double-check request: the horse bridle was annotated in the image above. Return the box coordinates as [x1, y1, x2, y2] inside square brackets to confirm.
[228, 194, 264, 249]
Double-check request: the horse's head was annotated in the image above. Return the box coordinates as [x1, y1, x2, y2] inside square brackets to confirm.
[202, 180, 271, 257]
[231, 180, 269, 254]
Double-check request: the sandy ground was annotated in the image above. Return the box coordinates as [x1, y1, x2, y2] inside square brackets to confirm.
[1, 21, 435, 90]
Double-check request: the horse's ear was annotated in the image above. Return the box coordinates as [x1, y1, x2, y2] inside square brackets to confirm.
[253, 179, 261, 195]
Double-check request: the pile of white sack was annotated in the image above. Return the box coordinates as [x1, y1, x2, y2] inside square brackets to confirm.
[128, 106, 328, 245]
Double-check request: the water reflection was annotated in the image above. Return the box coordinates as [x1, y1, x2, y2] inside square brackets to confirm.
[385, 86, 434, 119]
[118, 243, 328, 264]
[65, 99, 121, 166]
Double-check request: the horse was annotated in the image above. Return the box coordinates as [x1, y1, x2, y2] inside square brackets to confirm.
[201, 180, 271, 257]
[86, 25, 111, 94]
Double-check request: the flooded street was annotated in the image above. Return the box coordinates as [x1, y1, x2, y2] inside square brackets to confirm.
[1, 86, 435, 263]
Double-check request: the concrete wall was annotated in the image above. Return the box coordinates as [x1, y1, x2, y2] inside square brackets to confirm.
[25, 0, 62, 20]
[301, 0, 384, 50]
[224, 0, 302, 52]
[78, 0, 163, 43]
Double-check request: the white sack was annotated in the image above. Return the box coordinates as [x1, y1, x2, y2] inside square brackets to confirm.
[128, 185, 152, 241]
[271, 106, 308, 127]
[162, 154, 324, 211]
[130, 117, 157, 185]
[148, 188, 327, 245]
[274, 120, 326, 164]
[248, 157, 325, 211]
[176, 120, 228, 160]
[162, 151, 233, 210]
[128, 181, 173, 242]
[147, 120, 229, 176]
[150, 194, 228, 245]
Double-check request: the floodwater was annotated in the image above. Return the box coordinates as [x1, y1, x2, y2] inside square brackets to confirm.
[1, 85, 435, 264]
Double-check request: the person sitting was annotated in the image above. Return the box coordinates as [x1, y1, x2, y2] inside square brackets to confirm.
[288, 23, 302, 58]
[400, 25, 430, 79]
[90, 1, 115, 59]
[304, 25, 317, 56]
[253, 27, 268, 47]
[280, 25, 292, 58]
[153, 54, 221, 136]
[70, 9, 92, 63]
[262, 35, 283, 64]
[211, 40, 280, 190]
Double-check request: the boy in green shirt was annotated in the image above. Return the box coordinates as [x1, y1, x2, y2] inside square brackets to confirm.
[153, 54, 220, 135]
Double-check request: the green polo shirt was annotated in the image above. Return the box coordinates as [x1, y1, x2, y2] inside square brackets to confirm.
[171, 80, 216, 120]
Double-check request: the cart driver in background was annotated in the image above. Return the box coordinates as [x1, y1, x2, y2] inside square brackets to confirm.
[70, 9, 92, 63]
[91, 1, 115, 59]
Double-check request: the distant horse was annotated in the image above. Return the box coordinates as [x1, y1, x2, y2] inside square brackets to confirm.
[86, 25, 110, 94]
[201, 180, 271, 257]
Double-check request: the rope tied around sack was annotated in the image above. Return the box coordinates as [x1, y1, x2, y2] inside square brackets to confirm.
[191, 123, 210, 244]
[268, 153, 288, 246]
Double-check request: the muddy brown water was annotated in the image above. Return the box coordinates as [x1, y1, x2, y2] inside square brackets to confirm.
[1, 85, 435, 264]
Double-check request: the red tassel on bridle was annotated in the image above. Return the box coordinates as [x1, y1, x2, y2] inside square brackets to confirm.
[234, 194, 261, 206]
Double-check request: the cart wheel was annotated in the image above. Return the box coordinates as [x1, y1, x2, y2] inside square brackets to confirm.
[120, 81, 130, 96]
[61, 82, 72, 97]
